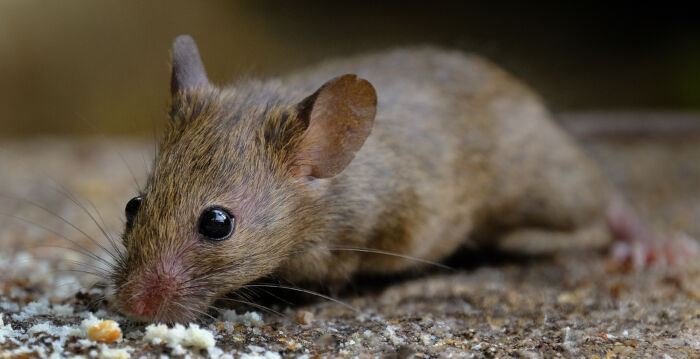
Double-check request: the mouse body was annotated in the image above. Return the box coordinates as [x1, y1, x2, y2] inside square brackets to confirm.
[112, 36, 652, 323]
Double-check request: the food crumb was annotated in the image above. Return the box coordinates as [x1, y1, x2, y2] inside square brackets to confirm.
[88, 320, 122, 343]
[98, 344, 130, 359]
[143, 324, 169, 345]
[221, 310, 265, 327]
[182, 324, 216, 349]
[142, 322, 218, 355]
[240, 344, 282, 359]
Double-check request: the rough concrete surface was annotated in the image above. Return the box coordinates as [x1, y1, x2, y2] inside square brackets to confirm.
[0, 113, 699, 358]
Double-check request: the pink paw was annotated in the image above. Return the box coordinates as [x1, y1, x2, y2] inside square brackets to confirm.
[609, 232, 699, 271]
[606, 198, 699, 271]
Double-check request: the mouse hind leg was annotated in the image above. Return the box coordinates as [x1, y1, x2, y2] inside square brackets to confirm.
[480, 104, 614, 252]
[482, 107, 698, 266]
[483, 152, 613, 255]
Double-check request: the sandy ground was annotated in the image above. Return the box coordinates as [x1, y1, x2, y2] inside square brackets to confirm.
[0, 113, 699, 358]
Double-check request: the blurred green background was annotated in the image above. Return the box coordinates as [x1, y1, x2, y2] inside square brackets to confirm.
[1, 1, 699, 137]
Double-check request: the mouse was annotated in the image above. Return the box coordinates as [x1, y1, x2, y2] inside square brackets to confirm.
[111, 35, 696, 323]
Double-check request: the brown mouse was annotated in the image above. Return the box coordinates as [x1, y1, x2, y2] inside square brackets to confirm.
[112, 35, 692, 323]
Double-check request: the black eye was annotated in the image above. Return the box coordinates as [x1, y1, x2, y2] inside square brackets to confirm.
[125, 196, 142, 228]
[198, 207, 234, 241]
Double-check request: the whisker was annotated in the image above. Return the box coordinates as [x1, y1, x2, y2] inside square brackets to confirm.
[46, 182, 125, 263]
[290, 246, 451, 270]
[154, 292, 168, 324]
[231, 287, 256, 303]
[75, 113, 144, 194]
[326, 247, 453, 270]
[173, 301, 217, 323]
[243, 284, 358, 312]
[179, 265, 241, 286]
[31, 243, 113, 270]
[0, 158, 125, 263]
[0, 194, 121, 263]
[179, 282, 224, 292]
[0, 196, 21, 233]
[180, 252, 290, 286]
[175, 260, 199, 279]
[237, 284, 294, 306]
[140, 152, 150, 184]
[51, 277, 93, 289]
[85, 294, 108, 311]
[118, 150, 142, 194]
[55, 268, 109, 279]
[3, 213, 114, 267]
[85, 198, 123, 256]
[63, 259, 113, 277]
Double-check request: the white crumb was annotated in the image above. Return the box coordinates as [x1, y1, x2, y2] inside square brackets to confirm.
[1, 314, 16, 344]
[80, 314, 103, 336]
[12, 299, 51, 321]
[143, 323, 219, 356]
[28, 322, 53, 335]
[52, 303, 75, 317]
[98, 344, 131, 359]
[221, 310, 264, 327]
[182, 324, 216, 349]
[240, 346, 282, 359]
[143, 324, 169, 345]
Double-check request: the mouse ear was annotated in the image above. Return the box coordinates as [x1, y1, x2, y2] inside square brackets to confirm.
[170, 35, 210, 95]
[290, 74, 377, 179]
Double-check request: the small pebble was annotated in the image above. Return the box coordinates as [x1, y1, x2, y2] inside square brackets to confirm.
[296, 310, 314, 325]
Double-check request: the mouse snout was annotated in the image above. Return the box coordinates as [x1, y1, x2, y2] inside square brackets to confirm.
[127, 274, 176, 317]
[118, 263, 186, 322]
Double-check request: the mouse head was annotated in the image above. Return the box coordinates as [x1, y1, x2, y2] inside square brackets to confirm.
[112, 35, 376, 323]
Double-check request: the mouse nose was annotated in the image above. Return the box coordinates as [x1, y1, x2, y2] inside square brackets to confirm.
[123, 270, 180, 320]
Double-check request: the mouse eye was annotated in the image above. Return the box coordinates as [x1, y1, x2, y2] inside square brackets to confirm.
[198, 207, 234, 241]
[125, 196, 142, 228]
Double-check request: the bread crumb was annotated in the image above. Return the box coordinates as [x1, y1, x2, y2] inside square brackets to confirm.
[98, 344, 130, 359]
[0, 315, 15, 345]
[182, 324, 215, 349]
[12, 299, 51, 321]
[87, 320, 122, 343]
[80, 314, 102, 334]
[240, 345, 281, 359]
[143, 324, 169, 345]
[53, 303, 75, 317]
[221, 310, 264, 327]
[28, 322, 53, 335]
[143, 323, 217, 354]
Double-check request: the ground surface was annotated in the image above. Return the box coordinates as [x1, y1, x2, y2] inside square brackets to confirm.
[0, 113, 699, 358]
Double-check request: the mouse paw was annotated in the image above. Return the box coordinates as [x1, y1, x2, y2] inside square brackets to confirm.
[606, 198, 699, 271]
[608, 232, 699, 272]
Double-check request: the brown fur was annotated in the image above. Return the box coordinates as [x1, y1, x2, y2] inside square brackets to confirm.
[113, 36, 612, 323]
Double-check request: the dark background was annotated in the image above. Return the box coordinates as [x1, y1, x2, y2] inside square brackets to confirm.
[1, 1, 698, 136]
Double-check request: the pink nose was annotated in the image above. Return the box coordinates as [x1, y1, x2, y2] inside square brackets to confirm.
[124, 273, 178, 319]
